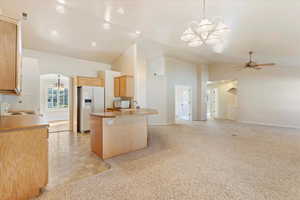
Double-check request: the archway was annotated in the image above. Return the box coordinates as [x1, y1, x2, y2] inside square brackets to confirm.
[40, 73, 71, 132]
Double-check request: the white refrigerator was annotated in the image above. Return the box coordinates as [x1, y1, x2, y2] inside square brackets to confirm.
[78, 86, 105, 133]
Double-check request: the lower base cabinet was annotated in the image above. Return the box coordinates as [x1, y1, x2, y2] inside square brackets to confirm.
[0, 127, 48, 200]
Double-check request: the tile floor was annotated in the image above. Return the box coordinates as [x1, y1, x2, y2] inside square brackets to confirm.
[47, 131, 110, 189]
[48, 120, 70, 133]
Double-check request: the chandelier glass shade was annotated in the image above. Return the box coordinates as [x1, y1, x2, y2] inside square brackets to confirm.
[181, 0, 230, 47]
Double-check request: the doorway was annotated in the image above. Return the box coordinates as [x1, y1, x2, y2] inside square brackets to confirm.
[175, 85, 192, 121]
[40, 74, 71, 133]
[207, 88, 217, 119]
[206, 80, 238, 120]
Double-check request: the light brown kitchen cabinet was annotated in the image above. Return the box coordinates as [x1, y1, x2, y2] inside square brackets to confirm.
[114, 77, 120, 97]
[75, 76, 104, 87]
[0, 15, 22, 95]
[114, 75, 134, 98]
[0, 115, 49, 200]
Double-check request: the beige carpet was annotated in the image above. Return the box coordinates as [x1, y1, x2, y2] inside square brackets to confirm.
[35, 120, 300, 200]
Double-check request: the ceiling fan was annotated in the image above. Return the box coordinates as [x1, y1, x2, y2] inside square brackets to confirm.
[241, 51, 276, 70]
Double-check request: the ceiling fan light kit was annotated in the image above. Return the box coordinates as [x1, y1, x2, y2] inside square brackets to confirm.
[181, 0, 230, 47]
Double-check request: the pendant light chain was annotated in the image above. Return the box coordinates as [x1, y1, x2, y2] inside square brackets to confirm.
[202, 0, 206, 19]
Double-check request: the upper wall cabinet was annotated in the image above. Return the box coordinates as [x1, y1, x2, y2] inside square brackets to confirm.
[0, 15, 22, 95]
[75, 76, 104, 87]
[114, 75, 134, 98]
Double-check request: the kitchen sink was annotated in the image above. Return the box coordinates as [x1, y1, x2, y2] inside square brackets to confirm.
[10, 112, 22, 115]
[4, 111, 35, 116]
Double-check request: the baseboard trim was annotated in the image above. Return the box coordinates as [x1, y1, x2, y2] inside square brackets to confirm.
[238, 120, 300, 129]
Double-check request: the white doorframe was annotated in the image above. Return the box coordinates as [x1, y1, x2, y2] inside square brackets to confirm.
[175, 85, 192, 121]
[207, 88, 218, 119]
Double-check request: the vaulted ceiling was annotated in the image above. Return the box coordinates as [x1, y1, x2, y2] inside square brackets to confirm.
[2, 0, 300, 66]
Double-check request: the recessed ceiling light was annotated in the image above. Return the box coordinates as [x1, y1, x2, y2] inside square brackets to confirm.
[134, 30, 141, 37]
[91, 42, 97, 47]
[129, 30, 142, 39]
[117, 8, 125, 14]
[56, 5, 65, 14]
[51, 30, 58, 36]
[103, 22, 111, 30]
[57, 0, 66, 4]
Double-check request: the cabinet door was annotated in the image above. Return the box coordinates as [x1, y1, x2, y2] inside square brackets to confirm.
[125, 76, 134, 98]
[114, 77, 120, 97]
[0, 20, 17, 90]
[119, 76, 134, 98]
[119, 76, 127, 97]
[15, 23, 22, 94]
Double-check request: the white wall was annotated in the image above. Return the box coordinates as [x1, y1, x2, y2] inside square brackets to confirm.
[104, 70, 121, 109]
[111, 42, 207, 125]
[165, 57, 198, 123]
[209, 63, 300, 128]
[146, 57, 169, 125]
[24, 49, 111, 76]
[112, 45, 136, 76]
[135, 45, 147, 108]
[145, 56, 204, 124]
[111, 44, 147, 108]
[197, 64, 209, 121]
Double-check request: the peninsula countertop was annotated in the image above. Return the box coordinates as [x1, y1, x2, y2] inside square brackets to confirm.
[90, 108, 158, 118]
[0, 115, 49, 132]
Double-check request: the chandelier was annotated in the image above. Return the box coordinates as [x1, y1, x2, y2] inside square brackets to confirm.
[181, 0, 230, 47]
[53, 74, 65, 89]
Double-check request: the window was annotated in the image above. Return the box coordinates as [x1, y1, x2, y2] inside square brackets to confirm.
[47, 88, 68, 109]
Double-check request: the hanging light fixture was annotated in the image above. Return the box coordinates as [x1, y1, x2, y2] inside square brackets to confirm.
[53, 74, 64, 89]
[181, 0, 230, 47]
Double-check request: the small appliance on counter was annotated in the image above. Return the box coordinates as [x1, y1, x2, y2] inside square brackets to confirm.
[113, 99, 121, 109]
[120, 100, 130, 109]
[113, 99, 131, 109]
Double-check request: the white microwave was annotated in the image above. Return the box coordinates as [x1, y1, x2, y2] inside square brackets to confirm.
[120, 100, 130, 109]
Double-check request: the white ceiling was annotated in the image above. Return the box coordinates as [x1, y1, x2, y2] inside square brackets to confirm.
[2, 0, 300, 66]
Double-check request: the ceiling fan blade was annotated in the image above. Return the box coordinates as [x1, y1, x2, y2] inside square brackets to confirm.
[255, 63, 276, 67]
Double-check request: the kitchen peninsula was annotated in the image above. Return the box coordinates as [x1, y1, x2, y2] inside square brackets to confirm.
[90, 109, 158, 159]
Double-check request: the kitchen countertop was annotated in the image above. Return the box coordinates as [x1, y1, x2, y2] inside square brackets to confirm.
[91, 108, 158, 118]
[0, 115, 49, 132]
